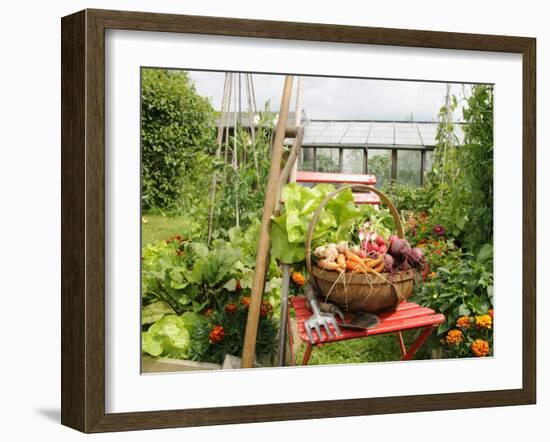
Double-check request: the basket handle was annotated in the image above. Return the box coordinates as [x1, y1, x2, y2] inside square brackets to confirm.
[305, 184, 404, 277]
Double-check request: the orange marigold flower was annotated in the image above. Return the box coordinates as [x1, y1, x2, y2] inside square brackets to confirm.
[209, 325, 225, 344]
[241, 296, 251, 308]
[456, 316, 471, 329]
[471, 339, 490, 357]
[292, 271, 306, 286]
[446, 329, 463, 346]
[429, 271, 437, 279]
[475, 314, 492, 330]
[225, 303, 238, 314]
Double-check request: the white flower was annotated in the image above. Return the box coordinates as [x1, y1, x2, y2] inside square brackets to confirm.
[253, 114, 260, 125]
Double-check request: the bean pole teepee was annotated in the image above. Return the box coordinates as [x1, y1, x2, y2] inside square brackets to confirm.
[207, 72, 260, 244]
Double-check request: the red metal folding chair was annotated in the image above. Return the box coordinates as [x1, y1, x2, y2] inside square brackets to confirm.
[295, 171, 380, 206]
[288, 296, 445, 365]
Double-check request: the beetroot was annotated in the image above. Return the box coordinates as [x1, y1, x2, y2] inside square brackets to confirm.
[389, 238, 411, 259]
[408, 247, 426, 266]
[383, 253, 394, 272]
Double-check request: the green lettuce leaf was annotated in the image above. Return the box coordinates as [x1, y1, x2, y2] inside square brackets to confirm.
[142, 315, 191, 359]
[141, 300, 175, 325]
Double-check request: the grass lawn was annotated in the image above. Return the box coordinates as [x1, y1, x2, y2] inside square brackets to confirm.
[294, 329, 423, 365]
[141, 212, 196, 246]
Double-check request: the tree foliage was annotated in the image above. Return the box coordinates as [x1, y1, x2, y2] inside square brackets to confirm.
[141, 69, 216, 211]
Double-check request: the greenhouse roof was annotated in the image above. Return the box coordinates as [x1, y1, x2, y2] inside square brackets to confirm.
[302, 120, 465, 149]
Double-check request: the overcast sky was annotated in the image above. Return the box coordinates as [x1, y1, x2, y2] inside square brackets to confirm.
[188, 70, 472, 122]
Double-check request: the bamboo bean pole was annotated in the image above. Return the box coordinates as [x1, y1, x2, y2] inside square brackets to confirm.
[289, 76, 303, 183]
[241, 75, 294, 369]
[207, 73, 231, 244]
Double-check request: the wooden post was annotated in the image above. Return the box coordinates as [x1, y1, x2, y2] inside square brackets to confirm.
[241, 76, 294, 368]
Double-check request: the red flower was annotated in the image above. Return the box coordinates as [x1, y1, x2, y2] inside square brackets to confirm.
[235, 280, 242, 291]
[209, 325, 225, 344]
[260, 301, 273, 318]
[225, 303, 238, 314]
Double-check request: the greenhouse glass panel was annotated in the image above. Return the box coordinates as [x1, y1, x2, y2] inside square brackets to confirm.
[300, 148, 315, 171]
[315, 148, 340, 172]
[342, 149, 364, 174]
[417, 124, 438, 147]
[368, 149, 391, 187]
[397, 150, 421, 185]
[368, 123, 394, 145]
[424, 150, 435, 179]
[395, 123, 422, 146]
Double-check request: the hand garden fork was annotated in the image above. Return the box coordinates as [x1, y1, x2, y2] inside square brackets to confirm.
[304, 283, 343, 342]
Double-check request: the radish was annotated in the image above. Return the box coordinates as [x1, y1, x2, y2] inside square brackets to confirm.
[379, 244, 388, 254]
[368, 242, 380, 253]
[375, 236, 386, 247]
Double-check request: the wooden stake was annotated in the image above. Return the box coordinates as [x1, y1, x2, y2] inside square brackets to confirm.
[241, 75, 294, 368]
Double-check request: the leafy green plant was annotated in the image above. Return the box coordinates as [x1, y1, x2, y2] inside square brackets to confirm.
[429, 85, 494, 250]
[208, 107, 277, 237]
[412, 243, 493, 335]
[381, 182, 435, 213]
[142, 312, 204, 358]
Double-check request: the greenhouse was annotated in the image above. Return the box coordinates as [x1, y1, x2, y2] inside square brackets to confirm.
[299, 119, 464, 186]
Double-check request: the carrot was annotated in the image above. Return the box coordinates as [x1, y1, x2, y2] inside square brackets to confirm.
[346, 252, 365, 265]
[364, 257, 383, 269]
[346, 259, 367, 273]
[373, 261, 385, 273]
[318, 259, 344, 272]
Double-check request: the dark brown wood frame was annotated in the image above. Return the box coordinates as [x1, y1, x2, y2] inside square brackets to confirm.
[61, 8, 536, 433]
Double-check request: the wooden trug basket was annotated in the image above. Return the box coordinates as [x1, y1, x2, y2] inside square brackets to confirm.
[305, 184, 416, 313]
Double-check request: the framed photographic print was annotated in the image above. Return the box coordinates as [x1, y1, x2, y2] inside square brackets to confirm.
[61, 9, 536, 433]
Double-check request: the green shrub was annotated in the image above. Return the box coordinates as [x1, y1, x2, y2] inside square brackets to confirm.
[141, 69, 216, 211]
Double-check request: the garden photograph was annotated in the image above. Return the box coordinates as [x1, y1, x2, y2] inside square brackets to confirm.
[140, 68, 494, 373]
